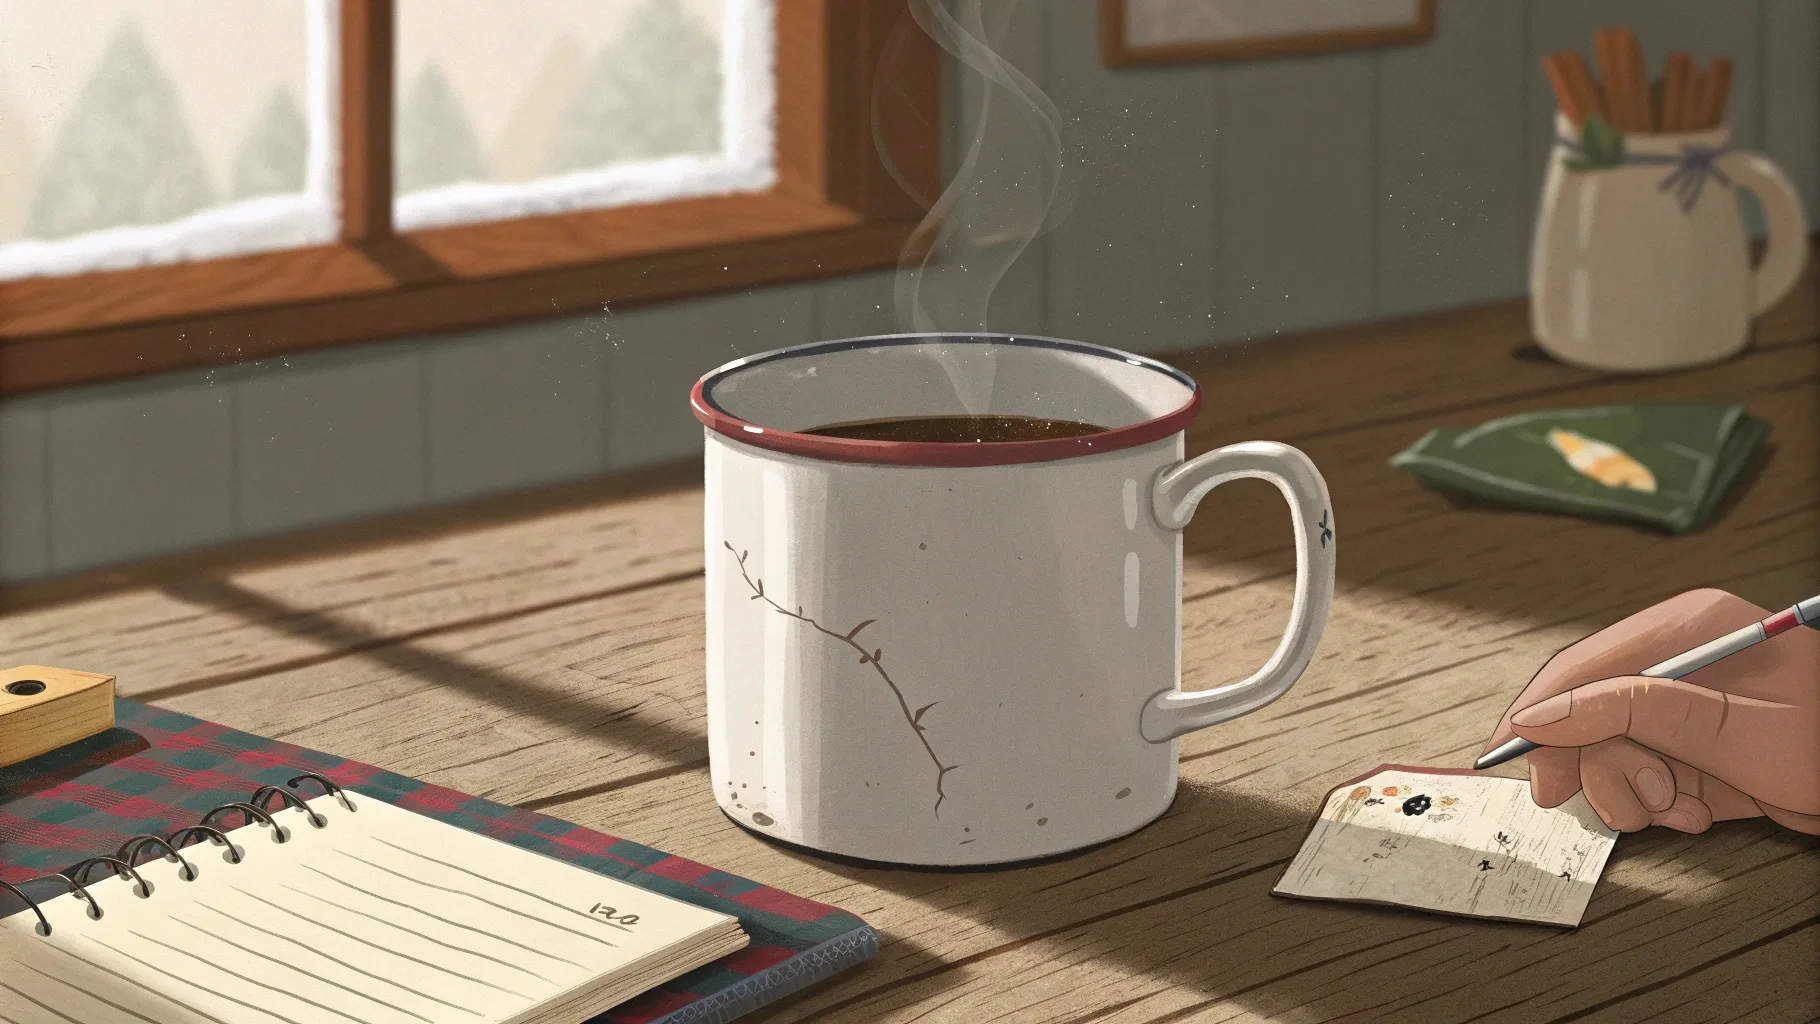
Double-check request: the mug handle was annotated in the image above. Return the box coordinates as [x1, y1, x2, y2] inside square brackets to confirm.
[1720, 151, 1810, 315]
[1139, 441, 1336, 743]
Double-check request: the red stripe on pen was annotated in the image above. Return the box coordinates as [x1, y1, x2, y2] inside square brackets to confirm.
[1761, 608, 1801, 637]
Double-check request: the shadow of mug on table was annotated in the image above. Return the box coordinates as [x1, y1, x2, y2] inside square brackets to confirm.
[689, 335, 1336, 868]
[1531, 114, 1809, 372]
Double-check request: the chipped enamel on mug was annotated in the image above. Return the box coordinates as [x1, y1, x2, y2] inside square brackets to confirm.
[692, 335, 1336, 866]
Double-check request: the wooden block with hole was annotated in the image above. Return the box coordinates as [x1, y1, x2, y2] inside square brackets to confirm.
[0, 666, 116, 767]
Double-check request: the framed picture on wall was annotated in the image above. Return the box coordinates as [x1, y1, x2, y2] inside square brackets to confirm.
[1101, 0, 1436, 66]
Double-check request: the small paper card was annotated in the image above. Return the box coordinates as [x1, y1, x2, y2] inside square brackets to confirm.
[1273, 765, 1618, 928]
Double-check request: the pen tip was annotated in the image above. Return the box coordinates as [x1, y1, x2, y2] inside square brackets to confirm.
[1474, 737, 1536, 770]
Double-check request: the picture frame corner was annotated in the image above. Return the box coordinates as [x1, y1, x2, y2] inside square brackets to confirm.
[1100, 0, 1438, 68]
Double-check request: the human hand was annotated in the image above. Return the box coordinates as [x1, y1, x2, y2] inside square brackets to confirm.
[1481, 588, 1820, 834]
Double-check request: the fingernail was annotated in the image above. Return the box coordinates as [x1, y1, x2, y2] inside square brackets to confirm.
[1633, 767, 1671, 809]
[1512, 691, 1572, 728]
[1659, 810, 1700, 833]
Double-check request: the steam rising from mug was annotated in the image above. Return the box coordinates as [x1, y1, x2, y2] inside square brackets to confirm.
[875, 0, 1074, 413]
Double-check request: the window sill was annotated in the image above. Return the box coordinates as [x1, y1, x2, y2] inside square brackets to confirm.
[0, 191, 919, 397]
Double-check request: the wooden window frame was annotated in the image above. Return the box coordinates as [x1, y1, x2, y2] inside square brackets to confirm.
[0, 0, 940, 397]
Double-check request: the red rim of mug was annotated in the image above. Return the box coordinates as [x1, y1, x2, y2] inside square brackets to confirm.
[689, 334, 1202, 467]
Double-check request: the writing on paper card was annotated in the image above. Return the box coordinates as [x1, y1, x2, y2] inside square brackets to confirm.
[1273, 768, 1619, 928]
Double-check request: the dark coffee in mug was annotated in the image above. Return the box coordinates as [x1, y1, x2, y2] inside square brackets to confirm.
[802, 414, 1106, 443]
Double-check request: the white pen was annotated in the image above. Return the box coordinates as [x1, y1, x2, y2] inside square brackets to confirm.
[1475, 593, 1820, 770]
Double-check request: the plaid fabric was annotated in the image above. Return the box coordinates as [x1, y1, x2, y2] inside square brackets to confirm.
[0, 700, 875, 1024]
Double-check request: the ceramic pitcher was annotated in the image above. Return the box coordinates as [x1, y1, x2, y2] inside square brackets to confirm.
[1531, 114, 1808, 372]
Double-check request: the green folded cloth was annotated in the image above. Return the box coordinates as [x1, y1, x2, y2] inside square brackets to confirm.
[1389, 402, 1769, 534]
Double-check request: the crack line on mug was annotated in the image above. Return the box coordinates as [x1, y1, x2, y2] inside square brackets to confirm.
[726, 541, 959, 817]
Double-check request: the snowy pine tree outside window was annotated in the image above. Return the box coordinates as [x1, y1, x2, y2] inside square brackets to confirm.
[0, 0, 337, 281]
[0, 0, 775, 280]
[393, 0, 773, 231]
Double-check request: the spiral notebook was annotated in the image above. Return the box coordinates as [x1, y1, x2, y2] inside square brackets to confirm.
[0, 700, 878, 1024]
[1, 783, 749, 1024]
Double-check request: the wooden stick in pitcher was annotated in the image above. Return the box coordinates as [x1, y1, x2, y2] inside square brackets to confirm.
[1612, 28, 1654, 132]
[1592, 29, 1628, 129]
[1661, 51, 1695, 132]
[1701, 57, 1734, 129]
[1674, 65, 1703, 130]
[1543, 51, 1606, 127]
[1592, 29, 1629, 129]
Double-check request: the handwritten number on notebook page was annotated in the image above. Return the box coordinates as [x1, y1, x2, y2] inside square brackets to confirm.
[589, 904, 640, 927]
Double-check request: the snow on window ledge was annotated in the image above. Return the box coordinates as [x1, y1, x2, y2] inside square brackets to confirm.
[0, 195, 339, 282]
[394, 0, 777, 233]
[394, 152, 775, 233]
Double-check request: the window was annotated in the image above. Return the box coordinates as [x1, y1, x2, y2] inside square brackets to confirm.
[0, 0, 333, 278]
[391, 0, 771, 232]
[0, 0, 938, 396]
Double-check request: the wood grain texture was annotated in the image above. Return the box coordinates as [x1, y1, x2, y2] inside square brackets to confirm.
[0, 485, 703, 699]
[2, 255, 1814, 1022]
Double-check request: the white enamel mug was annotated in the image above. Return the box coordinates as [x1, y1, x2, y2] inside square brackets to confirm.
[691, 335, 1336, 866]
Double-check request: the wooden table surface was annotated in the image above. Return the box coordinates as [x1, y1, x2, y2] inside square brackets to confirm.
[4, 263, 1816, 1023]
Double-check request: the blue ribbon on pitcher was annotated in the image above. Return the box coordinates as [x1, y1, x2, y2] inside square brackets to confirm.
[1555, 137, 1733, 213]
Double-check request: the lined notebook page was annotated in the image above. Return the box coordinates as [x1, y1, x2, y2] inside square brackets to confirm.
[1273, 768, 1618, 928]
[0, 794, 746, 1024]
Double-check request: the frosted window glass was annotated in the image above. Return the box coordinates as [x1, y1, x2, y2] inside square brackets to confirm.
[393, 0, 774, 231]
[0, 0, 335, 281]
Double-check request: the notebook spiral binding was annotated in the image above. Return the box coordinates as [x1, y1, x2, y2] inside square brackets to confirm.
[0, 772, 355, 938]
